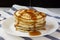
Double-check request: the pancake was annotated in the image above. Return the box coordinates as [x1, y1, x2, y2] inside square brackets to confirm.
[14, 8, 46, 36]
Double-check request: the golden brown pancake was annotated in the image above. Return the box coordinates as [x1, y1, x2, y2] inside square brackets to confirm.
[14, 9, 46, 36]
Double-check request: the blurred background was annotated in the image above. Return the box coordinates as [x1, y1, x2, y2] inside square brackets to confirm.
[0, 0, 60, 8]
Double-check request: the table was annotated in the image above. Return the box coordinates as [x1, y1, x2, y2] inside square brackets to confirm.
[0, 8, 60, 40]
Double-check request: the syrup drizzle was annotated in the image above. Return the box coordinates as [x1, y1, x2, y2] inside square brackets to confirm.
[27, 9, 41, 36]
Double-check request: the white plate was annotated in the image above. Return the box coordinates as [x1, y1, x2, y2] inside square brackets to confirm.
[2, 16, 59, 37]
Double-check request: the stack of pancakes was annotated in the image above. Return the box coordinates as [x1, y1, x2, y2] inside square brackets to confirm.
[14, 9, 46, 32]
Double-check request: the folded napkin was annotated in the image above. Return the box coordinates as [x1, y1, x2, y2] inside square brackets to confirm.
[0, 4, 60, 40]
